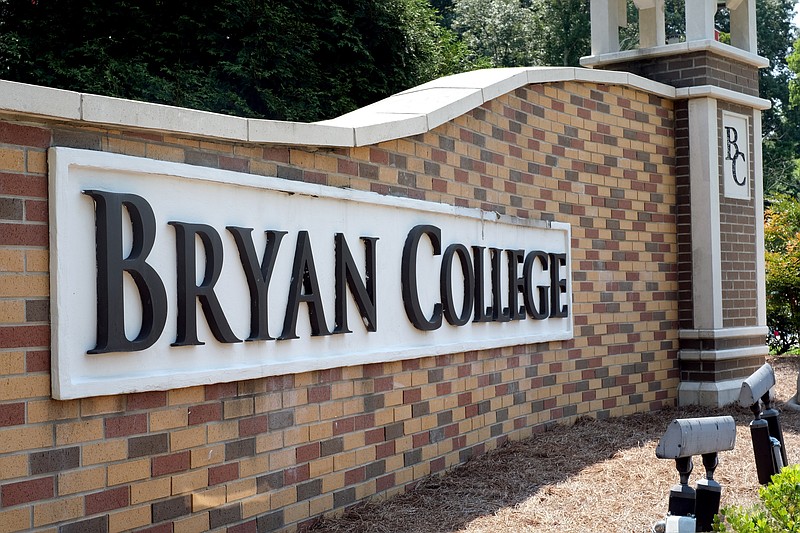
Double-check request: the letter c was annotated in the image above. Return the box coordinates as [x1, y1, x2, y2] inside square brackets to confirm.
[401, 225, 443, 331]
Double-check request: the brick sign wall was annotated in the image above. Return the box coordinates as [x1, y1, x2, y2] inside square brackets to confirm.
[0, 75, 680, 531]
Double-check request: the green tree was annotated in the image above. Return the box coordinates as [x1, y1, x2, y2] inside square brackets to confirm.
[532, 0, 590, 66]
[0, 0, 473, 121]
[448, 0, 590, 68]
[764, 195, 800, 354]
[451, 0, 541, 67]
[754, 0, 798, 195]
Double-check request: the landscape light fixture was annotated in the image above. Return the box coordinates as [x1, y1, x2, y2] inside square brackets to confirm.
[653, 416, 736, 533]
[739, 363, 786, 484]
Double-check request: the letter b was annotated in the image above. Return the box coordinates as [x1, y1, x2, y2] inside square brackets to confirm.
[84, 190, 167, 353]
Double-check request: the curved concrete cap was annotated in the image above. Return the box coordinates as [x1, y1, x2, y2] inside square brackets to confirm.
[317, 67, 676, 146]
[0, 66, 765, 148]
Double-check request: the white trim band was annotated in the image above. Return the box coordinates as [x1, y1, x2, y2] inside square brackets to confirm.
[675, 85, 770, 110]
[679, 345, 769, 362]
[679, 326, 769, 340]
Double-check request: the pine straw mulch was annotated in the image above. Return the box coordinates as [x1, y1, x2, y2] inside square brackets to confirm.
[308, 356, 800, 533]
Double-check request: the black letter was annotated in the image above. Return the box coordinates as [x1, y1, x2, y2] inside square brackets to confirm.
[84, 190, 167, 353]
[228, 227, 286, 341]
[335, 234, 378, 333]
[441, 243, 474, 326]
[490, 248, 510, 322]
[523, 251, 549, 319]
[281, 231, 331, 339]
[507, 249, 526, 320]
[472, 246, 492, 323]
[401, 225, 442, 331]
[170, 222, 241, 346]
[549, 253, 569, 318]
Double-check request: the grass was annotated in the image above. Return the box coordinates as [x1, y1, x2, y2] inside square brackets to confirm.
[307, 356, 800, 533]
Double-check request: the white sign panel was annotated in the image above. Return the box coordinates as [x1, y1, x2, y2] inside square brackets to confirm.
[49, 148, 573, 399]
[722, 111, 750, 200]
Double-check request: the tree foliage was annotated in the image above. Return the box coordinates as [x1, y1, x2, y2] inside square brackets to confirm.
[0, 0, 474, 121]
[2, 0, 799, 194]
[445, 0, 590, 68]
[764, 195, 800, 354]
[450, 0, 541, 67]
[714, 464, 800, 532]
[754, 0, 799, 196]
[532, 0, 590, 67]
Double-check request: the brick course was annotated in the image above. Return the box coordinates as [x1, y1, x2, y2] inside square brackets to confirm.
[604, 52, 760, 96]
[0, 80, 681, 531]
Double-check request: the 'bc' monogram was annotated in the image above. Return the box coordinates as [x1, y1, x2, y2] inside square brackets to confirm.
[724, 126, 747, 186]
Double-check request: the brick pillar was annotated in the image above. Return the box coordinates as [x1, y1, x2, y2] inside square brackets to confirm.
[582, 0, 770, 405]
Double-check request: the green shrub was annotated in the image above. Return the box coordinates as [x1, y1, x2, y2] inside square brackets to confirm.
[714, 464, 800, 532]
[765, 196, 800, 354]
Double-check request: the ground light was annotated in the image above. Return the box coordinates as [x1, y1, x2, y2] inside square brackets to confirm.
[739, 363, 787, 484]
[652, 416, 736, 533]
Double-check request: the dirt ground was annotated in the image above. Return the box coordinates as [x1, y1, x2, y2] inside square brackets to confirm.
[308, 356, 800, 533]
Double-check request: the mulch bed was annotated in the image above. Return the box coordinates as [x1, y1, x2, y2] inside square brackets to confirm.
[308, 356, 800, 532]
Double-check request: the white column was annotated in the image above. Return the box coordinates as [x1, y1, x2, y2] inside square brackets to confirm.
[729, 0, 758, 54]
[753, 109, 767, 327]
[685, 0, 718, 42]
[590, 0, 624, 55]
[688, 97, 723, 329]
[634, 0, 665, 49]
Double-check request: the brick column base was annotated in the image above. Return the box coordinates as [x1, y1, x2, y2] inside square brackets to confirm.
[677, 327, 768, 406]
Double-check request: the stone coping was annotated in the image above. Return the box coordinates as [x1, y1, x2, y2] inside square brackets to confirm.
[0, 66, 768, 147]
[674, 85, 771, 110]
[580, 39, 770, 70]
